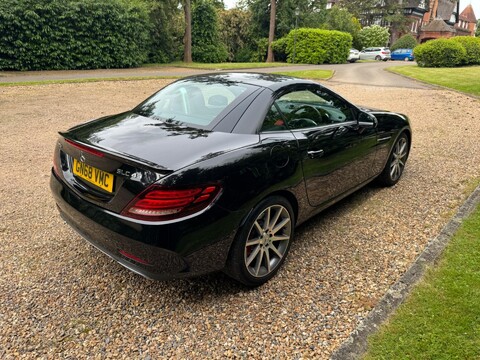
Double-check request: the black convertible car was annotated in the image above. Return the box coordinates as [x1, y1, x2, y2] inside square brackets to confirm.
[51, 73, 411, 286]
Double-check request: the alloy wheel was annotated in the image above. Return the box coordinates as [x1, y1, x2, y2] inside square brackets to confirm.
[390, 136, 408, 182]
[244, 204, 292, 278]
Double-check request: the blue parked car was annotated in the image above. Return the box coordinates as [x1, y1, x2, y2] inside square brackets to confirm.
[391, 48, 414, 61]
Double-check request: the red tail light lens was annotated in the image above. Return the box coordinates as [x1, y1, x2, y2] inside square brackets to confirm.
[121, 185, 222, 221]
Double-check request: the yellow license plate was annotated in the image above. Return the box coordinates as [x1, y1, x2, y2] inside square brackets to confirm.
[73, 158, 114, 193]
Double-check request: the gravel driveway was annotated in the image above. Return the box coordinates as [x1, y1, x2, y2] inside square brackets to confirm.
[1, 80, 479, 359]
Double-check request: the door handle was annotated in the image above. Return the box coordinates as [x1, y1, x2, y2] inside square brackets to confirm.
[308, 149, 324, 159]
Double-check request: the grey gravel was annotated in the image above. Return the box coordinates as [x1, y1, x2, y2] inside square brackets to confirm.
[0, 80, 479, 359]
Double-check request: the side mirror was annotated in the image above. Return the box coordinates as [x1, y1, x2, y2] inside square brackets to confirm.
[358, 112, 378, 128]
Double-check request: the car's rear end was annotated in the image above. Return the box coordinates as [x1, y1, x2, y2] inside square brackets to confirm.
[348, 49, 360, 62]
[51, 133, 234, 279]
[50, 77, 262, 279]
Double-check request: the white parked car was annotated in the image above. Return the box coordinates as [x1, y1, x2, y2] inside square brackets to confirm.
[347, 49, 360, 63]
[359, 47, 391, 61]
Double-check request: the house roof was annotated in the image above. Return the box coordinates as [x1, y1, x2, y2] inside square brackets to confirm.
[459, 4, 477, 23]
[422, 18, 456, 32]
[433, 0, 457, 21]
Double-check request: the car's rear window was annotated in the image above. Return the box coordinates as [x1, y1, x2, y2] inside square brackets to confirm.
[134, 79, 252, 128]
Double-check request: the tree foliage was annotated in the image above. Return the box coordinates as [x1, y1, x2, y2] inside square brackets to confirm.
[476, 20, 480, 37]
[191, 0, 228, 62]
[218, 8, 254, 62]
[390, 34, 418, 51]
[246, 0, 327, 39]
[357, 25, 390, 48]
[147, 0, 183, 63]
[0, 0, 150, 70]
[323, 7, 361, 48]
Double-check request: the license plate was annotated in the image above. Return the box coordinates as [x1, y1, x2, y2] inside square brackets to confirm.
[73, 158, 114, 193]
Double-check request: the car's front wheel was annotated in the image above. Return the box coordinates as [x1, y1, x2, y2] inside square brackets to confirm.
[377, 133, 410, 186]
[225, 196, 294, 286]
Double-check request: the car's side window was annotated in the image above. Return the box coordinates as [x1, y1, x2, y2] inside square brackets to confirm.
[261, 89, 354, 131]
[260, 104, 287, 132]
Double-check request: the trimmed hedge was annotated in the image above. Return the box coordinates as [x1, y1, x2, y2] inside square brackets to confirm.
[414, 39, 466, 68]
[0, 0, 150, 70]
[275, 28, 351, 64]
[450, 36, 480, 65]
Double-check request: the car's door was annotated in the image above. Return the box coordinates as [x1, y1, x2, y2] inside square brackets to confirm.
[271, 85, 378, 207]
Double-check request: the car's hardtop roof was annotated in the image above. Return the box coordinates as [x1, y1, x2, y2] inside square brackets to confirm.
[179, 72, 317, 92]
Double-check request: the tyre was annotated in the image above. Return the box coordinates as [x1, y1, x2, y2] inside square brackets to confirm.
[404, 57, 409, 61]
[375, 55, 382, 61]
[377, 133, 410, 186]
[225, 196, 294, 286]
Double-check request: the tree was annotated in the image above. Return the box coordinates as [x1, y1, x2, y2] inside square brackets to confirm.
[476, 19, 480, 37]
[266, 0, 276, 62]
[192, 0, 228, 62]
[246, 0, 327, 39]
[337, 0, 406, 31]
[358, 24, 390, 48]
[147, 0, 183, 63]
[183, 0, 192, 62]
[324, 7, 361, 48]
[218, 8, 254, 61]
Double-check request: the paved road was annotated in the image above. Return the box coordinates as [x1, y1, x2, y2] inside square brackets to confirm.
[0, 61, 431, 89]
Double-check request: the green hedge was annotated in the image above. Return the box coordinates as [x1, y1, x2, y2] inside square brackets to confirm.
[414, 39, 466, 68]
[0, 0, 150, 70]
[450, 36, 480, 65]
[275, 28, 351, 64]
[390, 34, 418, 51]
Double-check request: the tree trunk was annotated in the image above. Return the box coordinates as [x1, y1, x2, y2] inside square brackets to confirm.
[266, 0, 276, 63]
[183, 0, 192, 63]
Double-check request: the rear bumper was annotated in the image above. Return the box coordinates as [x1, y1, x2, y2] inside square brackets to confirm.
[50, 170, 237, 280]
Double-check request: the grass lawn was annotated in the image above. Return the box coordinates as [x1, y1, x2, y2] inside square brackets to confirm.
[272, 69, 333, 80]
[145, 61, 294, 70]
[363, 202, 480, 360]
[0, 75, 179, 87]
[388, 65, 480, 96]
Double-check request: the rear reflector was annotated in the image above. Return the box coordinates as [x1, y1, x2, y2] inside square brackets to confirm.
[65, 139, 105, 158]
[119, 250, 150, 265]
[121, 184, 222, 221]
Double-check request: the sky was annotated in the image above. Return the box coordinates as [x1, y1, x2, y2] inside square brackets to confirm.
[223, 0, 480, 23]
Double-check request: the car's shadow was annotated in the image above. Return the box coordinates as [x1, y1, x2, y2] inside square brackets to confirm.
[82, 183, 385, 302]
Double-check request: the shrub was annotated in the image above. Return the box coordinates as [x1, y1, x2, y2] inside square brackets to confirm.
[250, 38, 269, 62]
[358, 25, 390, 49]
[0, 0, 150, 70]
[192, 0, 228, 63]
[272, 37, 288, 62]
[276, 28, 351, 64]
[414, 39, 466, 67]
[450, 36, 480, 65]
[390, 34, 418, 51]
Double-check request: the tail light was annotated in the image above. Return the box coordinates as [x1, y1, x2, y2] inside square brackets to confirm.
[121, 184, 222, 221]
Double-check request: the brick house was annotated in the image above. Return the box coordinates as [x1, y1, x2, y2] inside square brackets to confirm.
[328, 0, 477, 44]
